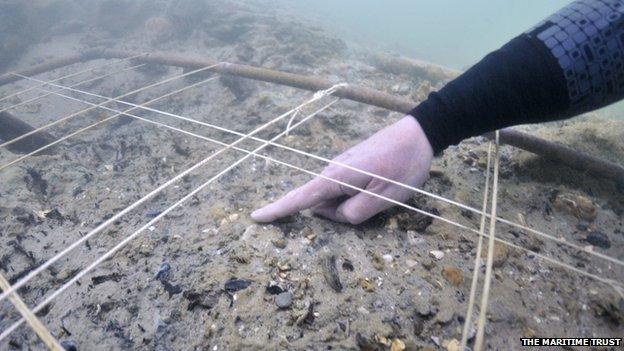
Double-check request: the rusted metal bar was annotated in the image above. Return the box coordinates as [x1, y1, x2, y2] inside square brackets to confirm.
[486, 129, 624, 182]
[0, 50, 102, 87]
[366, 52, 461, 84]
[1, 50, 622, 183]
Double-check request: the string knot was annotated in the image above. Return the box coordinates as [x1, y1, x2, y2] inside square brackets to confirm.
[285, 83, 347, 135]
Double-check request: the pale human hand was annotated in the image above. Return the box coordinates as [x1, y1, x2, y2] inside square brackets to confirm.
[251, 115, 434, 224]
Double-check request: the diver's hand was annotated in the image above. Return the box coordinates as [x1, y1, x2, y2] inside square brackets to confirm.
[251, 115, 434, 224]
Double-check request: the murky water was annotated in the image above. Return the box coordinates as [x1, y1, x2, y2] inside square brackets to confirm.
[273, 0, 624, 119]
[275, 0, 569, 69]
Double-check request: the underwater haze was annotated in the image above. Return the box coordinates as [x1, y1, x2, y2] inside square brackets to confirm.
[274, 0, 624, 118]
[276, 0, 571, 69]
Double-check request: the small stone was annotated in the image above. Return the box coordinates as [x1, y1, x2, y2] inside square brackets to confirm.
[480, 241, 510, 268]
[271, 238, 287, 249]
[553, 193, 597, 222]
[415, 300, 436, 318]
[441, 267, 463, 287]
[429, 250, 445, 260]
[382, 254, 394, 264]
[586, 231, 611, 249]
[375, 335, 391, 346]
[397, 210, 437, 232]
[576, 220, 590, 231]
[61, 340, 77, 351]
[431, 336, 441, 346]
[266, 281, 284, 295]
[443, 338, 460, 351]
[138, 241, 155, 256]
[422, 258, 436, 270]
[155, 262, 171, 281]
[385, 217, 399, 230]
[435, 307, 454, 324]
[390, 338, 406, 351]
[275, 291, 293, 309]
[357, 306, 370, 315]
[305, 230, 317, 241]
[224, 278, 252, 292]
[183, 290, 218, 311]
[429, 165, 445, 177]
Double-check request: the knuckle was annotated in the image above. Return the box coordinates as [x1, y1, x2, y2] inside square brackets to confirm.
[321, 165, 340, 179]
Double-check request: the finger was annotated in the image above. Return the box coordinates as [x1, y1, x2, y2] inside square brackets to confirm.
[335, 190, 397, 225]
[251, 177, 344, 222]
[310, 198, 344, 222]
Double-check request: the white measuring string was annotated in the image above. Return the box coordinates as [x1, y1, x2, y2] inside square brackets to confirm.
[285, 83, 348, 134]
[81, 105, 620, 294]
[460, 142, 493, 350]
[2, 106, 621, 342]
[0, 63, 146, 115]
[0, 273, 62, 350]
[0, 64, 221, 171]
[0, 91, 340, 341]
[22, 77, 623, 269]
[0, 53, 147, 105]
[0, 78, 227, 307]
[474, 131, 501, 351]
[0, 85, 341, 306]
[28, 87, 473, 233]
[73, 101, 624, 294]
[0, 63, 146, 149]
[15, 90, 622, 293]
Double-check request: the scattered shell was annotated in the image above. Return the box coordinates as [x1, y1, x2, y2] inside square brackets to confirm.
[358, 278, 375, 292]
[429, 250, 445, 260]
[320, 253, 342, 292]
[277, 261, 292, 272]
[382, 254, 394, 264]
[271, 238, 287, 249]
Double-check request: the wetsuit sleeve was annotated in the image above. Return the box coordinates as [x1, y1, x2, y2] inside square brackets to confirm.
[411, 0, 624, 153]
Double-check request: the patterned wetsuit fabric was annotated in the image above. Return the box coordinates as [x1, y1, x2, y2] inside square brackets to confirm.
[411, 0, 624, 154]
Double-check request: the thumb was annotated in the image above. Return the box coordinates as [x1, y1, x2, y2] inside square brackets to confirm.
[335, 190, 397, 225]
